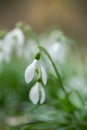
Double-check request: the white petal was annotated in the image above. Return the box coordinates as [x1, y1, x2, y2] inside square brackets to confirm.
[4, 28, 24, 46]
[13, 28, 24, 45]
[41, 65, 47, 85]
[40, 85, 46, 104]
[29, 82, 39, 104]
[24, 59, 37, 83]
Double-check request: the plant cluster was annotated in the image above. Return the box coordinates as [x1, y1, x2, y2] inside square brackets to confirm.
[0, 23, 87, 130]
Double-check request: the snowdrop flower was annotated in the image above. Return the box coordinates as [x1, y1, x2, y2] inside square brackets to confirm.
[0, 28, 25, 63]
[0, 40, 10, 62]
[0, 40, 4, 62]
[69, 76, 87, 95]
[48, 41, 66, 63]
[3, 28, 25, 58]
[3, 28, 24, 46]
[24, 58, 47, 85]
[29, 82, 46, 104]
[40, 30, 68, 64]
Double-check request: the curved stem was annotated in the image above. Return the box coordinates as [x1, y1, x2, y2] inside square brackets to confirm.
[38, 46, 67, 95]
[38, 46, 75, 111]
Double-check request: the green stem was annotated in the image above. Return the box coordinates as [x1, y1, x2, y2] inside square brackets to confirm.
[38, 46, 67, 95]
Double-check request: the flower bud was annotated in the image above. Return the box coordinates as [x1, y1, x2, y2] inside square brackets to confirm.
[35, 52, 41, 60]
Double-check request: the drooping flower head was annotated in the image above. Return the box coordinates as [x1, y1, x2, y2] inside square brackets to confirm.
[3, 28, 25, 58]
[29, 82, 46, 104]
[24, 52, 47, 85]
[24, 51, 47, 104]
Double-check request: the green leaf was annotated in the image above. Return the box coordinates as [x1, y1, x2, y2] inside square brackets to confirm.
[21, 122, 58, 130]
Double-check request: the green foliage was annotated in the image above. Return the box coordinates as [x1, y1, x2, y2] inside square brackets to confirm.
[0, 24, 87, 130]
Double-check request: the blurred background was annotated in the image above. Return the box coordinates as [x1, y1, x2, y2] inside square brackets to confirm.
[0, 0, 87, 45]
[0, 1, 87, 130]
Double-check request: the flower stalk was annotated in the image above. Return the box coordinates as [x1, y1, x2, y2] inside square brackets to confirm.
[38, 46, 70, 101]
[38, 46, 79, 116]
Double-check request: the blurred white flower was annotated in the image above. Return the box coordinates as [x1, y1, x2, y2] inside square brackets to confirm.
[24, 39, 37, 61]
[0, 40, 10, 62]
[24, 59, 47, 85]
[48, 42, 66, 63]
[3, 28, 25, 58]
[0, 28, 25, 63]
[3, 28, 24, 46]
[0, 40, 4, 62]
[40, 31, 68, 64]
[29, 82, 46, 104]
[68, 76, 87, 95]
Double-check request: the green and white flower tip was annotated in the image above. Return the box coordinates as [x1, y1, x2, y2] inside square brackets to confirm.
[24, 53, 47, 85]
[29, 82, 46, 104]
